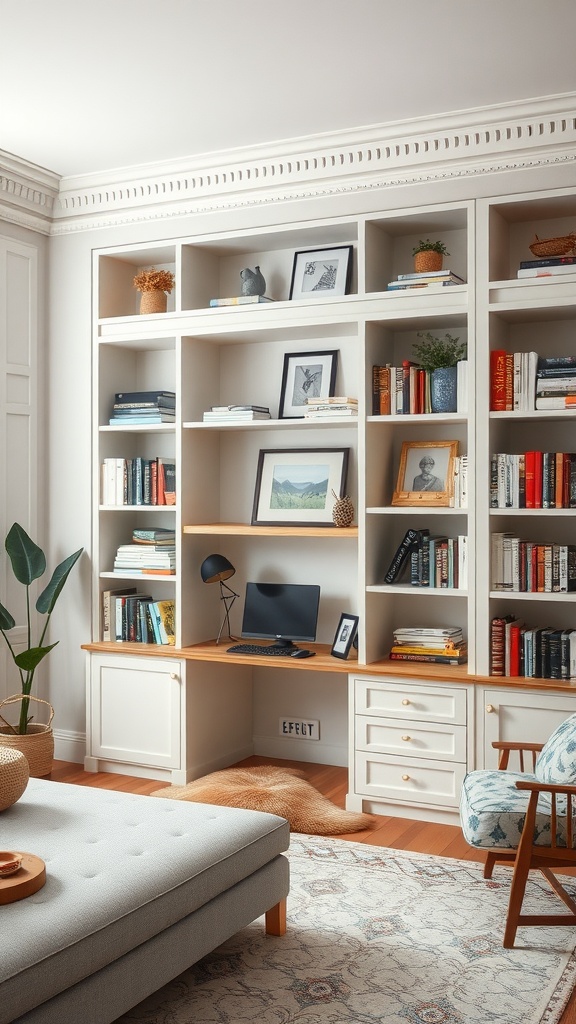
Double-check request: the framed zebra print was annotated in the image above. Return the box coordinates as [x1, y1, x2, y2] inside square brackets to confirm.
[289, 245, 353, 300]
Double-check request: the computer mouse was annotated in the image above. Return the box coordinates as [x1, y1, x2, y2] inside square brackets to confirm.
[290, 649, 315, 658]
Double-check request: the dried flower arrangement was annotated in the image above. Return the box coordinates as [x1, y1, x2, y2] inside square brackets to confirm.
[133, 268, 175, 294]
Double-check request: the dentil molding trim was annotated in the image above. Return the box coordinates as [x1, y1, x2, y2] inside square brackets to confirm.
[2, 93, 575, 236]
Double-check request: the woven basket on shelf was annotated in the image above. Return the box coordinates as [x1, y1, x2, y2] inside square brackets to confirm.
[0, 695, 54, 779]
[414, 250, 443, 273]
[139, 289, 168, 314]
[0, 747, 29, 811]
[529, 233, 576, 258]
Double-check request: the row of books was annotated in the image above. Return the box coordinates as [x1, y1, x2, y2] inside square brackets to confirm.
[492, 534, 576, 593]
[203, 404, 271, 422]
[516, 254, 576, 279]
[386, 269, 466, 292]
[371, 361, 467, 415]
[383, 528, 468, 590]
[489, 451, 576, 509]
[109, 390, 176, 425]
[490, 614, 576, 680]
[102, 588, 175, 644]
[101, 457, 176, 506]
[490, 352, 576, 412]
[390, 626, 467, 665]
[304, 397, 358, 418]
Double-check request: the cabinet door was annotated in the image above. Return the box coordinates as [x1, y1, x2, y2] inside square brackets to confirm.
[89, 654, 182, 768]
[479, 687, 576, 769]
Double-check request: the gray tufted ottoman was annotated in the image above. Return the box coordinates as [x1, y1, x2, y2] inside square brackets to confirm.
[0, 778, 290, 1024]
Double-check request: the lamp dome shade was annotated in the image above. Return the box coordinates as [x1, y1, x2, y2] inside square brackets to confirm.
[200, 554, 236, 584]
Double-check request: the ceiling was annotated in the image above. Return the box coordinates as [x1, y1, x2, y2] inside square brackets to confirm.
[2, 0, 575, 180]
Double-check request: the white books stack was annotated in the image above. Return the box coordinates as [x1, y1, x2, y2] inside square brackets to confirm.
[304, 397, 358, 418]
[203, 405, 271, 422]
[113, 543, 176, 575]
[392, 626, 464, 646]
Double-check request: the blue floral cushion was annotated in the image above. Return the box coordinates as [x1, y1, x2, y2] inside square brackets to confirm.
[459, 769, 574, 849]
[534, 713, 576, 784]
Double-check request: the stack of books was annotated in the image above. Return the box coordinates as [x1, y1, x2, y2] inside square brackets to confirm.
[390, 626, 467, 665]
[202, 405, 271, 422]
[209, 295, 273, 307]
[304, 397, 358, 418]
[535, 356, 576, 410]
[517, 255, 576, 279]
[382, 529, 468, 589]
[109, 390, 176, 425]
[386, 269, 466, 292]
[113, 540, 176, 575]
[132, 527, 175, 545]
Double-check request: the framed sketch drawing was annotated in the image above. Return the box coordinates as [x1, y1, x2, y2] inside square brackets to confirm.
[289, 245, 353, 300]
[392, 440, 458, 507]
[279, 349, 338, 419]
[252, 447, 349, 527]
[331, 613, 359, 659]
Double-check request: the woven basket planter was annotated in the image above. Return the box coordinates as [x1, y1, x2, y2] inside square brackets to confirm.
[0, 695, 54, 779]
[0, 747, 29, 811]
[529, 233, 576, 258]
[414, 250, 443, 273]
[139, 289, 167, 314]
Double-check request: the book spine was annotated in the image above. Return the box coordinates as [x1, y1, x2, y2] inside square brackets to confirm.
[389, 652, 465, 665]
[490, 350, 507, 411]
[384, 529, 418, 584]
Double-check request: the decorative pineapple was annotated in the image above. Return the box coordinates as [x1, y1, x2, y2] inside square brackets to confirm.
[331, 489, 354, 528]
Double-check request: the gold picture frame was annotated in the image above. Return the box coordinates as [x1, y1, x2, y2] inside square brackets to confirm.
[392, 440, 458, 507]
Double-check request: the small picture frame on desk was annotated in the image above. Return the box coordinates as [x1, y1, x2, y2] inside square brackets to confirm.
[331, 613, 358, 659]
[289, 245, 353, 300]
[392, 440, 458, 508]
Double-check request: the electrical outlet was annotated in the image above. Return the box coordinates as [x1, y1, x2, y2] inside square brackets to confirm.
[279, 717, 319, 740]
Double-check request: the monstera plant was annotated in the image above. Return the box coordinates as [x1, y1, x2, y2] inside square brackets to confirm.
[0, 523, 83, 734]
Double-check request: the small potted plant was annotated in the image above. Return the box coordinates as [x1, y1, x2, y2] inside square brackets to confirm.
[412, 239, 450, 274]
[133, 267, 175, 315]
[0, 524, 83, 776]
[413, 331, 467, 413]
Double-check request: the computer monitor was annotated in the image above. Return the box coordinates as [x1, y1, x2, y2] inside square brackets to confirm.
[241, 582, 320, 648]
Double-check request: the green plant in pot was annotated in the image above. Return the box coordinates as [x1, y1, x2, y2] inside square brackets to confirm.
[412, 239, 450, 273]
[0, 523, 83, 740]
[413, 332, 467, 413]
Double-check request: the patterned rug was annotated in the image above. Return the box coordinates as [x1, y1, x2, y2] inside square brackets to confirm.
[114, 836, 576, 1024]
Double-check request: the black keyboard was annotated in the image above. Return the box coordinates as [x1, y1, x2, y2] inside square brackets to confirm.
[227, 643, 294, 656]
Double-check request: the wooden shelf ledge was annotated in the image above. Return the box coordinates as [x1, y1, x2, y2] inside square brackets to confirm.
[183, 523, 358, 537]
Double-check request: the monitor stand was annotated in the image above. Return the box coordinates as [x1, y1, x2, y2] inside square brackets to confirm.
[269, 638, 298, 650]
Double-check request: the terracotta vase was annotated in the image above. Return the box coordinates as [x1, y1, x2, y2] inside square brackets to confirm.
[139, 289, 167, 314]
[414, 250, 443, 273]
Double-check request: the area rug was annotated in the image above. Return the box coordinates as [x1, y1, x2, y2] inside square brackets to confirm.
[114, 835, 576, 1024]
[150, 765, 376, 834]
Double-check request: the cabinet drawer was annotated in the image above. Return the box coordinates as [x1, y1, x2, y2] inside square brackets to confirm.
[355, 750, 466, 808]
[354, 677, 467, 725]
[355, 715, 467, 762]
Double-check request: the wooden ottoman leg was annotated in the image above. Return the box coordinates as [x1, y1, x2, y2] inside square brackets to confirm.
[265, 898, 287, 935]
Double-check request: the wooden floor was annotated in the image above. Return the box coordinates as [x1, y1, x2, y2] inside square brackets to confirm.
[50, 756, 576, 1023]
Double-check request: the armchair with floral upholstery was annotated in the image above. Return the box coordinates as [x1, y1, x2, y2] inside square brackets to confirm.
[460, 713, 576, 947]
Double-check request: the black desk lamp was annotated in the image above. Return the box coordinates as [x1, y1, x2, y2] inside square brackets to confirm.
[200, 554, 239, 644]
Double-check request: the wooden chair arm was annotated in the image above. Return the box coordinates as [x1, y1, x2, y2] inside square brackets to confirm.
[492, 741, 544, 771]
[515, 779, 576, 796]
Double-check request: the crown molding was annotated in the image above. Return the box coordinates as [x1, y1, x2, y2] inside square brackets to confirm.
[2, 93, 575, 236]
[0, 151, 59, 235]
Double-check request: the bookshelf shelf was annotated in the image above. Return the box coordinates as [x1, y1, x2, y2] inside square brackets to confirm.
[182, 523, 358, 538]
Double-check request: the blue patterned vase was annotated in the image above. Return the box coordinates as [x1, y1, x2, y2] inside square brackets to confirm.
[431, 366, 458, 413]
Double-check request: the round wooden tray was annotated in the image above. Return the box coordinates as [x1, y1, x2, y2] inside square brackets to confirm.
[0, 853, 46, 905]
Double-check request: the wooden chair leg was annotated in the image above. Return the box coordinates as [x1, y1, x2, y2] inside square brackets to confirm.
[484, 852, 499, 879]
[265, 898, 286, 936]
[503, 793, 539, 948]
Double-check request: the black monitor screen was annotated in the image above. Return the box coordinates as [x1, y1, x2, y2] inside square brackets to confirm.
[241, 582, 320, 646]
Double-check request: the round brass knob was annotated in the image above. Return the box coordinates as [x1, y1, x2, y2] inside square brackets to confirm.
[170, 672, 179, 680]
[401, 735, 411, 742]
[485, 704, 495, 713]
[402, 774, 410, 781]
[402, 699, 410, 706]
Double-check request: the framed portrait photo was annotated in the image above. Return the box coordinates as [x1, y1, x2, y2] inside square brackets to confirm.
[392, 440, 458, 508]
[252, 447, 349, 527]
[289, 245, 353, 301]
[279, 349, 338, 419]
[331, 613, 359, 659]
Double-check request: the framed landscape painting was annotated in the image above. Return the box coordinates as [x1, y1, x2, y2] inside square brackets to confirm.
[252, 447, 350, 527]
[279, 349, 339, 418]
